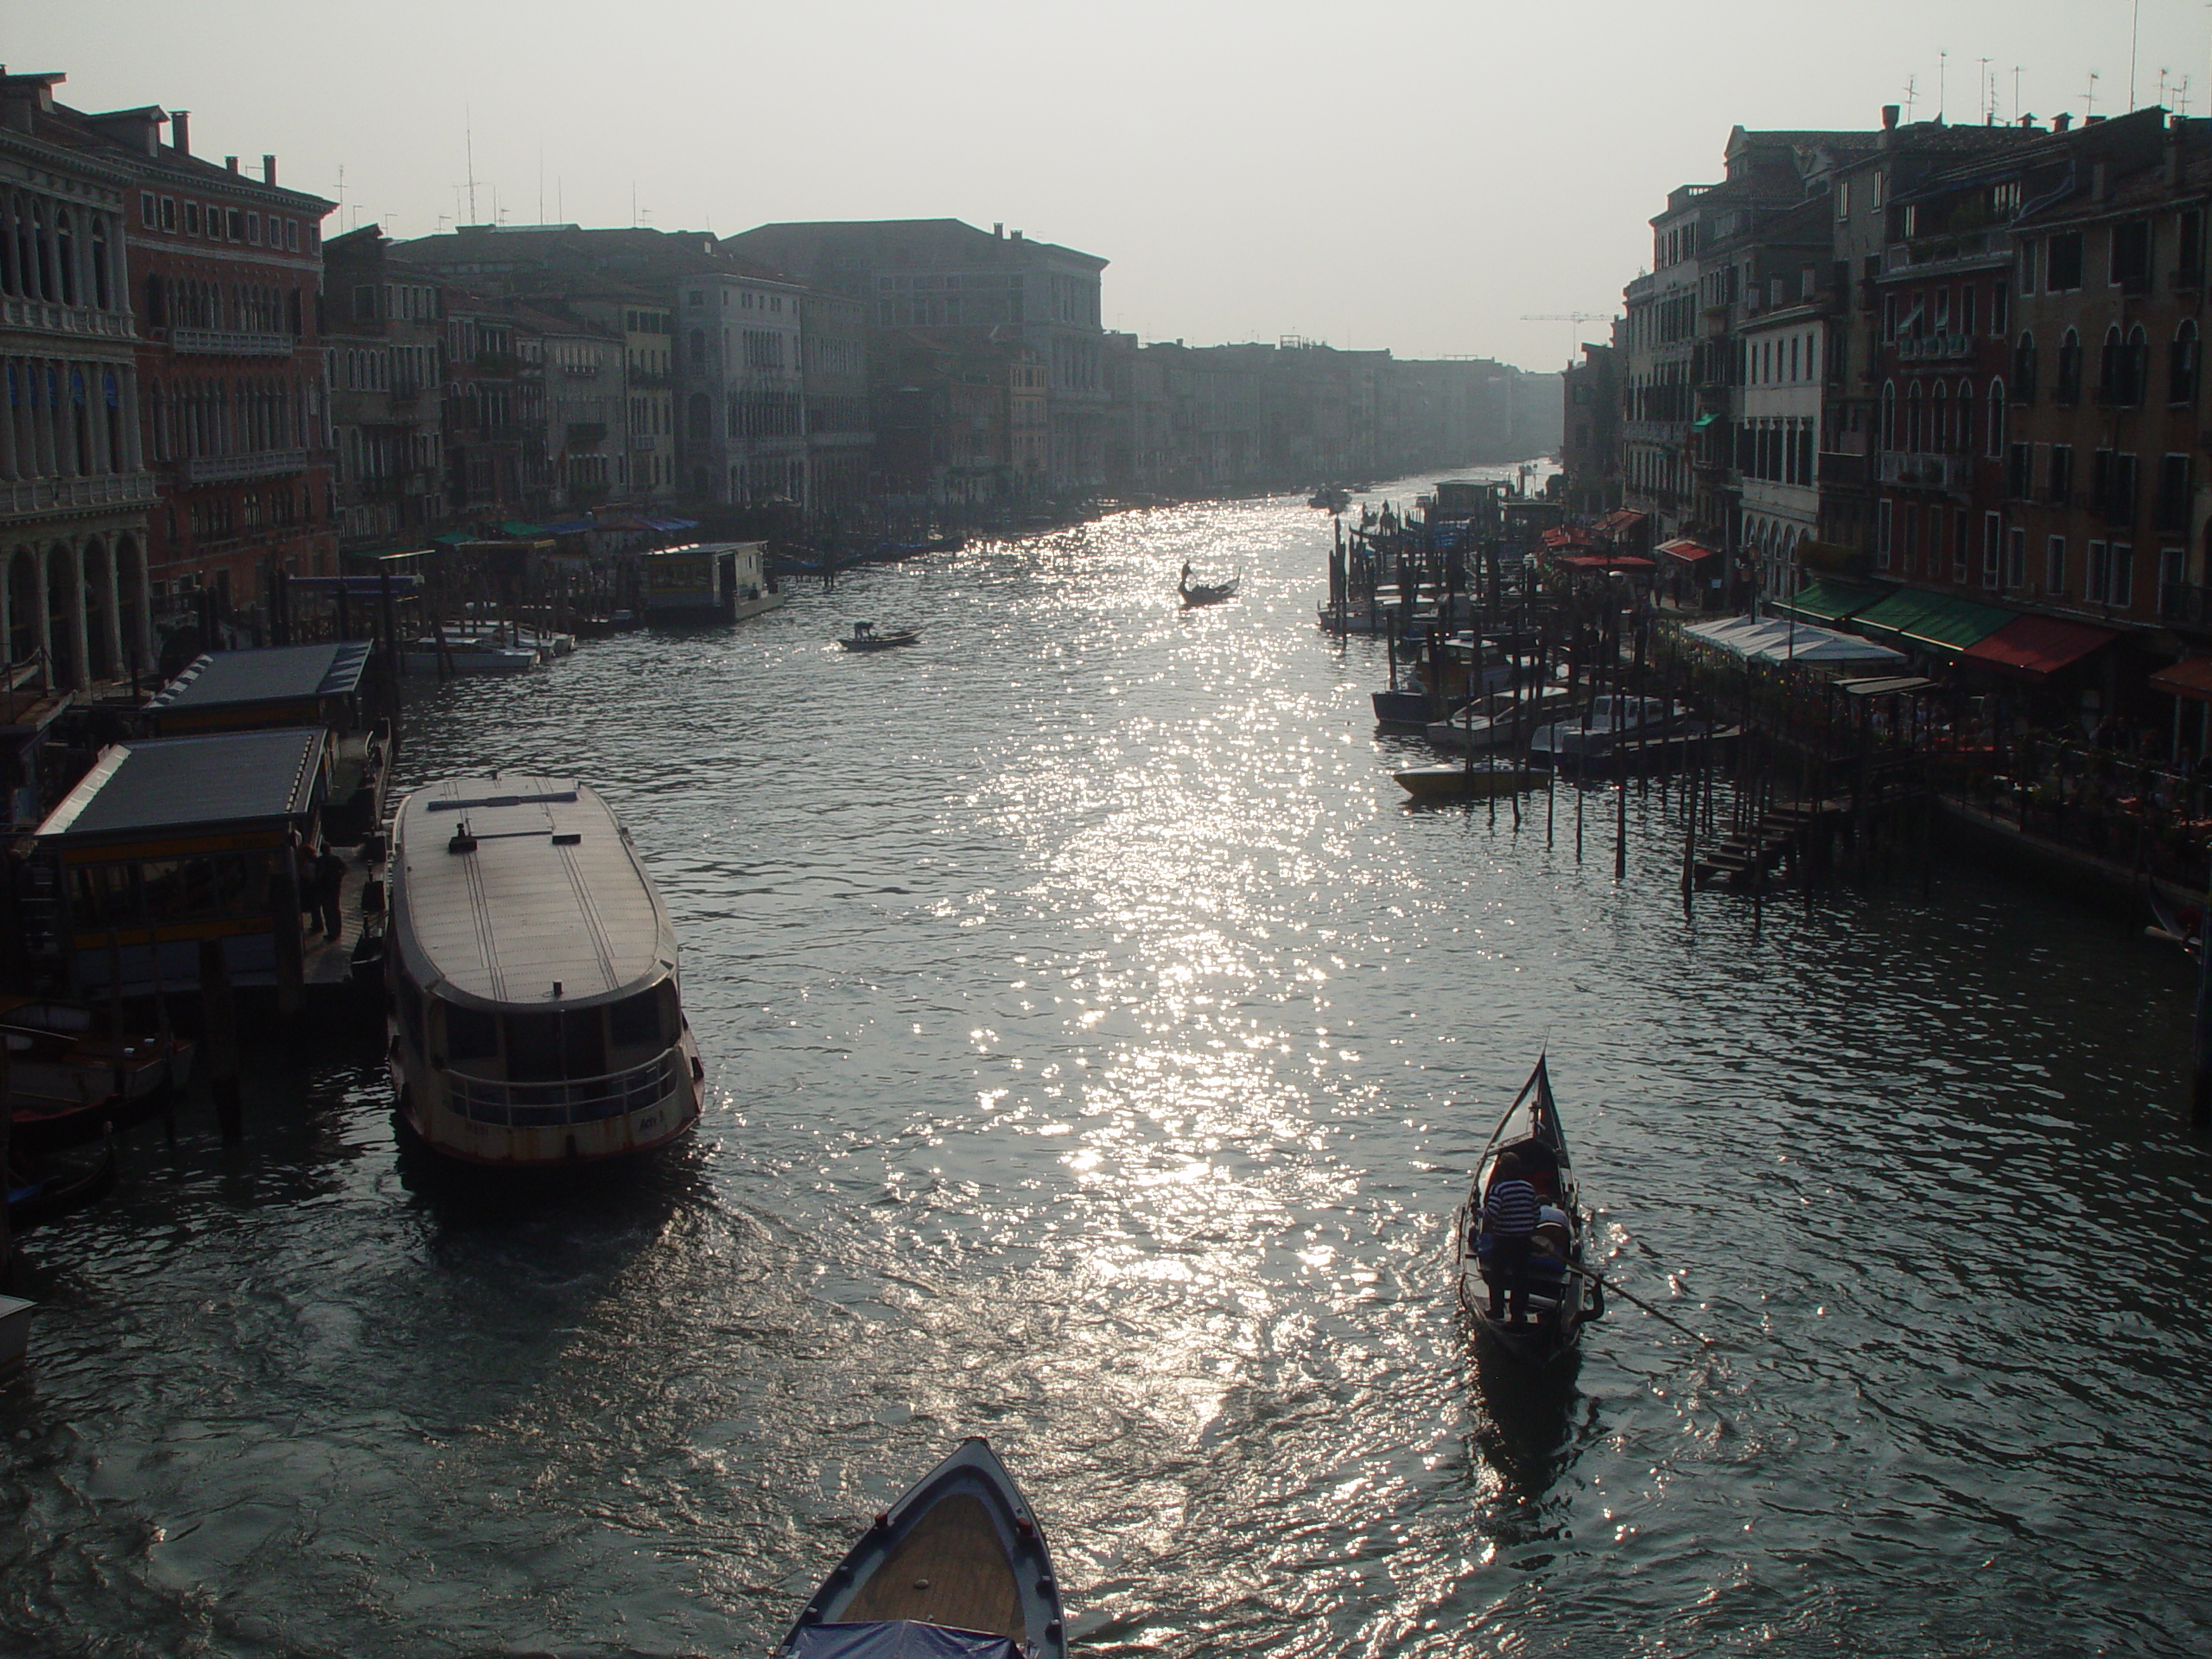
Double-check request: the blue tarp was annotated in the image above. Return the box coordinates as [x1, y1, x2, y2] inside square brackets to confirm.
[785, 1622, 1022, 1659]
[541, 518, 596, 536]
[643, 515, 698, 531]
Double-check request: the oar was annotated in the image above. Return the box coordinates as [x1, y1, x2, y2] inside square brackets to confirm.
[1560, 1259, 1714, 1348]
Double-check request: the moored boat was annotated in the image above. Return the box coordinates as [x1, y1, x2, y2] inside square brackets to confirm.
[385, 775, 702, 1166]
[3, 996, 194, 1153]
[773, 1437, 1067, 1659]
[5, 1142, 118, 1233]
[1394, 762, 1538, 803]
[1454, 1054, 1602, 1365]
[1526, 696, 1687, 769]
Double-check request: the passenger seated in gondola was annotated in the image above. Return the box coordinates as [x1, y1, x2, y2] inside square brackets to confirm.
[1478, 1152, 1540, 1319]
[1525, 1206, 1573, 1319]
[1508, 1136, 1560, 1202]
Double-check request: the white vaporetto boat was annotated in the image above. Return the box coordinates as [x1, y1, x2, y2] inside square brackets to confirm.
[385, 775, 702, 1165]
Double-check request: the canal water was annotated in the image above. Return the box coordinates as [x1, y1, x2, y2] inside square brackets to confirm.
[7, 474, 2212, 1658]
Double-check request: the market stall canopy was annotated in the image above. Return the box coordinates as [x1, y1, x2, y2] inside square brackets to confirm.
[1541, 526, 1596, 548]
[1656, 538, 1719, 563]
[1557, 553, 1655, 571]
[1595, 509, 1647, 537]
[2150, 657, 2212, 703]
[1958, 613, 2118, 680]
[1849, 588, 2013, 655]
[1769, 578, 1888, 625]
[1682, 615, 1908, 667]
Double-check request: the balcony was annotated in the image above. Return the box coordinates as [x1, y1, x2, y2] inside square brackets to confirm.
[171, 327, 295, 359]
[180, 449, 308, 484]
[1878, 451, 1972, 493]
[0, 296, 137, 341]
[1817, 451, 1867, 486]
[0, 471, 161, 523]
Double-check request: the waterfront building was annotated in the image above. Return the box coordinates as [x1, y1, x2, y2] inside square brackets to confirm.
[799, 287, 871, 519]
[722, 219, 1110, 493]
[531, 302, 624, 514]
[1736, 281, 1828, 599]
[1560, 333, 1622, 519]
[98, 102, 334, 652]
[0, 73, 161, 685]
[323, 226, 446, 556]
[2002, 111, 2212, 643]
[442, 291, 543, 521]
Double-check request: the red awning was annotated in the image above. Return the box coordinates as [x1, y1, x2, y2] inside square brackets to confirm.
[1541, 526, 1596, 548]
[1656, 538, 1719, 563]
[1595, 509, 1648, 536]
[1558, 553, 1656, 571]
[2151, 656, 2212, 703]
[1958, 613, 2119, 680]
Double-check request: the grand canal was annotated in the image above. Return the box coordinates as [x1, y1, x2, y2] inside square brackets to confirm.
[7, 474, 2211, 1656]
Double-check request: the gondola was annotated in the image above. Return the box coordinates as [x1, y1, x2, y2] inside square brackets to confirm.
[840, 621, 922, 652]
[772, 1437, 1066, 1659]
[1177, 566, 1238, 608]
[1454, 1054, 1602, 1365]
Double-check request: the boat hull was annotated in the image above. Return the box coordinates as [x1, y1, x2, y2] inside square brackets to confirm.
[1395, 765, 1535, 802]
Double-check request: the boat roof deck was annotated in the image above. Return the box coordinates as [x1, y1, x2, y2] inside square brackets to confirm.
[146, 642, 372, 713]
[842, 1494, 1023, 1640]
[36, 730, 325, 842]
[392, 776, 675, 1007]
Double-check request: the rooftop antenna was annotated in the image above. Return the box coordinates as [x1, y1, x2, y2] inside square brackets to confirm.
[1980, 57, 1993, 123]
[1939, 50, 1948, 121]
[2014, 65, 2024, 123]
[1904, 73, 1918, 123]
[2086, 70, 2100, 118]
[464, 105, 480, 224]
[2181, 75, 2194, 118]
[2131, 0, 2140, 110]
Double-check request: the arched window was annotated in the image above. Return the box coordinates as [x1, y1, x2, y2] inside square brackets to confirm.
[687, 391, 710, 441]
[1956, 379, 1975, 455]
[54, 209, 75, 307]
[2012, 332, 2037, 403]
[90, 218, 110, 310]
[2172, 320, 2201, 406]
[1986, 378, 2006, 456]
[1906, 381, 1924, 451]
[2056, 328, 2082, 404]
[1880, 380, 1897, 449]
[1931, 381, 1948, 452]
[2100, 326, 2123, 402]
[2126, 324, 2149, 405]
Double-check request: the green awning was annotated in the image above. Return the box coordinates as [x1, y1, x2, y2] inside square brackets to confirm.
[1852, 588, 2014, 654]
[1692, 412, 1720, 429]
[499, 519, 548, 538]
[1770, 579, 1890, 626]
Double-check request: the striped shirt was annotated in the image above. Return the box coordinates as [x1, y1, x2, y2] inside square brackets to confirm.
[1483, 1177, 1539, 1237]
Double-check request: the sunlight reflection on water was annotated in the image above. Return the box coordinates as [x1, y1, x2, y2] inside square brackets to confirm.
[5, 474, 2212, 1656]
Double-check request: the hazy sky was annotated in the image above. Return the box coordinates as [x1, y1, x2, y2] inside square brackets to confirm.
[12, 1, 2212, 369]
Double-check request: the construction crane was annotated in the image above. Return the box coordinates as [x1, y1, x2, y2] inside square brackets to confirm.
[1522, 312, 1611, 364]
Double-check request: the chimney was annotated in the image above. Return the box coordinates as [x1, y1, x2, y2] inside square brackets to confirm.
[2019, 113, 2036, 129]
[1881, 104, 1899, 130]
[993, 222, 1003, 238]
[2053, 111, 2072, 133]
[170, 108, 189, 153]
[2085, 114, 2106, 126]
[225, 155, 238, 172]
[263, 153, 276, 185]
[1010, 229, 1023, 242]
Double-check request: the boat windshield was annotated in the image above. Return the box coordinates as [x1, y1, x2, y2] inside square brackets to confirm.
[786, 1622, 1024, 1659]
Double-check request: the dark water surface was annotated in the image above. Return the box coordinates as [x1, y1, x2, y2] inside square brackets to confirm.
[8, 476, 2212, 1657]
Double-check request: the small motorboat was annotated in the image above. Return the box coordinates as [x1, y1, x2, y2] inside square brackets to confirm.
[1526, 696, 1687, 770]
[1394, 762, 1538, 803]
[1454, 1054, 1603, 1366]
[1308, 486, 1351, 512]
[5, 1142, 118, 1233]
[1426, 684, 1577, 753]
[840, 621, 922, 652]
[3, 997, 195, 1153]
[1178, 565, 1238, 608]
[772, 1437, 1067, 1659]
